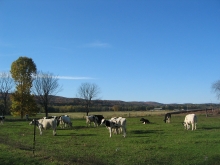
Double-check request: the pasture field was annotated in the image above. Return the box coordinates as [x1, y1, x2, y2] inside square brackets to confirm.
[0, 112, 220, 165]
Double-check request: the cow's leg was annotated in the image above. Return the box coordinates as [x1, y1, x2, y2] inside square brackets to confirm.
[39, 127, 43, 135]
[121, 127, 125, 137]
[187, 124, 190, 130]
[53, 128, 57, 136]
[192, 123, 195, 131]
[109, 128, 112, 137]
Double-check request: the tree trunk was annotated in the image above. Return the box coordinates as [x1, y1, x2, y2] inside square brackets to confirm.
[45, 104, 48, 118]
[86, 104, 89, 116]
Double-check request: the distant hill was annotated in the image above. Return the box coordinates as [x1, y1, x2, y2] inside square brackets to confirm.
[48, 95, 164, 107]
[49, 95, 214, 107]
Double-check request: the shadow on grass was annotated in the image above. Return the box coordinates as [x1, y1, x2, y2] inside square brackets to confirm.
[56, 133, 96, 137]
[201, 126, 220, 130]
[5, 119, 28, 122]
[131, 129, 163, 135]
[130, 129, 165, 137]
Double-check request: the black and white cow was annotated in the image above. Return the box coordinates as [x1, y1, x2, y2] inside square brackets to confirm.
[86, 115, 99, 127]
[58, 115, 72, 129]
[0, 116, 5, 124]
[29, 118, 57, 136]
[164, 113, 171, 123]
[93, 115, 104, 126]
[101, 119, 120, 137]
[140, 118, 150, 124]
[102, 117, 126, 137]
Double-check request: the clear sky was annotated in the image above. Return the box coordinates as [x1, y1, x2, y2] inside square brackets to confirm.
[1, 0, 220, 104]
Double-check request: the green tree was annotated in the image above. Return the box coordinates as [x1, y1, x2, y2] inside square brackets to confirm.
[10, 56, 39, 118]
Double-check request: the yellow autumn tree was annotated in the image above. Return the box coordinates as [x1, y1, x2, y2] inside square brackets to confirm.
[10, 56, 39, 118]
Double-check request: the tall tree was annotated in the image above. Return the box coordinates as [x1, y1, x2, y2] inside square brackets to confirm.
[10, 56, 39, 118]
[212, 80, 220, 100]
[0, 72, 14, 115]
[32, 71, 62, 117]
[77, 83, 100, 116]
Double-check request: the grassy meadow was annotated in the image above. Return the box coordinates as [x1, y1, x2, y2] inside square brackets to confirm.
[0, 111, 220, 165]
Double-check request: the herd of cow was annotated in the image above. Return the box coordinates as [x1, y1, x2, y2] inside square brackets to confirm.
[141, 113, 197, 131]
[0, 113, 197, 137]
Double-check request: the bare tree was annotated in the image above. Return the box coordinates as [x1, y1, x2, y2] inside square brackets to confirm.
[212, 80, 220, 100]
[32, 71, 62, 117]
[77, 83, 100, 116]
[0, 72, 14, 115]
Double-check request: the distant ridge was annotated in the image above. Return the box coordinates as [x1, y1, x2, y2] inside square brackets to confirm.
[49, 95, 212, 106]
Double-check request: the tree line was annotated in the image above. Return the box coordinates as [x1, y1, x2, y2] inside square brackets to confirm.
[0, 56, 100, 118]
[1, 56, 220, 118]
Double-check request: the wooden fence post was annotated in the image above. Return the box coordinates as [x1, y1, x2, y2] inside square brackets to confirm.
[205, 108, 208, 117]
[33, 119, 36, 155]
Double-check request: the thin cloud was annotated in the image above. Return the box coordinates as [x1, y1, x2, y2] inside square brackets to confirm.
[57, 76, 95, 80]
[84, 41, 111, 48]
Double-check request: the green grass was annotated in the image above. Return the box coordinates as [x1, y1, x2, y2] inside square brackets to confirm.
[0, 113, 220, 165]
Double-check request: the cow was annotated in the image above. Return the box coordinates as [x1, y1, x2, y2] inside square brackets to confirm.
[29, 118, 57, 135]
[93, 115, 104, 126]
[164, 113, 171, 123]
[86, 115, 98, 127]
[183, 114, 197, 131]
[58, 115, 72, 129]
[140, 118, 150, 124]
[43, 116, 60, 126]
[105, 117, 126, 137]
[0, 116, 5, 124]
[101, 119, 121, 137]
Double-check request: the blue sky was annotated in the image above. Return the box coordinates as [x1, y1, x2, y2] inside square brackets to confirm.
[0, 0, 220, 104]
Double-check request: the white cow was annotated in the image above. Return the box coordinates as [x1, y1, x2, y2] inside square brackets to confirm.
[29, 118, 57, 135]
[183, 114, 197, 131]
[86, 115, 98, 127]
[58, 115, 72, 128]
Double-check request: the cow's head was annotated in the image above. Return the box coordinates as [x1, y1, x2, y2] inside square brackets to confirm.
[140, 118, 144, 121]
[182, 122, 187, 126]
[29, 119, 38, 125]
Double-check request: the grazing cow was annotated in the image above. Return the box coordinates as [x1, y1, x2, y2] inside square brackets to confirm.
[103, 117, 126, 137]
[93, 115, 104, 126]
[43, 116, 60, 126]
[164, 113, 171, 123]
[183, 114, 197, 131]
[101, 119, 120, 137]
[0, 116, 5, 124]
[86, 115, 98, 127]
[29, 118, 57, 135]
[140, 118, 150, 124]
[58, 115, 72, 129]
